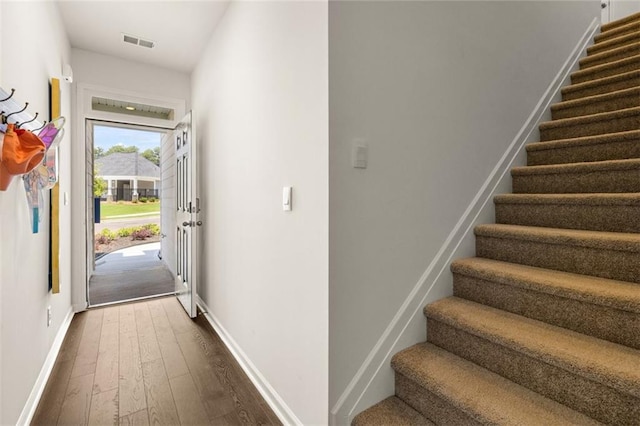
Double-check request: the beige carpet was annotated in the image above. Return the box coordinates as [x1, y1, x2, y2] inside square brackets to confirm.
[353, 11, 640, 426]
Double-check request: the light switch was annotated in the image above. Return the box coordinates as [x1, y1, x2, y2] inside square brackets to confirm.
[64, 192, 69, 205]
[283, 186, 292, 211]
[352, 141, 367, 169]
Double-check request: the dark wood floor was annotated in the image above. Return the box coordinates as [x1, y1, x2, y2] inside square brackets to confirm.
[32, 297, 281, 425]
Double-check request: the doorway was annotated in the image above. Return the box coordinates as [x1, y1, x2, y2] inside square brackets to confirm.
[87, 120, 173, 306]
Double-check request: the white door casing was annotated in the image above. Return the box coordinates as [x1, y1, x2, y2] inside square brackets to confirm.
[86, 120, 95, 285]
[174, 112, 198, 318]
[601, 0, 611, 24]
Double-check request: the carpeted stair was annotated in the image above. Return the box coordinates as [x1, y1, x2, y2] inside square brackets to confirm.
[353, 12, 640, 426]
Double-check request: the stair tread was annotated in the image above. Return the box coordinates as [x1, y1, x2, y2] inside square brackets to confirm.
[474, 223, 640, 252]
[352, 397, 434, 426]
[451, 257, 640, 313]
[425, 297, 640, 397]
[539, 105, 640, 131]
[551, 86, 640, 112]
[571, 54, 640, 80]
[562, 69, 640, 96]
[600, 12, 640, 33]
[588, 30, 640, 54]
[526, 129, 640, 152]
[511, 157, 640, 175]
[597, 20, 640, 42]
[392, 343, 601, 425]
[579, 42, 640, 67]
[494, 192, 640, 205]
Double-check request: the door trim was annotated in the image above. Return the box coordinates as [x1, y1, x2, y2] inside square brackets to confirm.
[73, 83, 186, 311]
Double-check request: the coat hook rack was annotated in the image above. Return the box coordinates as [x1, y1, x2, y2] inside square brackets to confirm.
[0, 88, 15, 102]
[32, 120, 48, 132]
[0, 87, 43, 131]
[4, 102, 29, 123]
[17, 112, 39, 128]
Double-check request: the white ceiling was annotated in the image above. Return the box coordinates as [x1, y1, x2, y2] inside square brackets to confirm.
[57, 1, 230, 74]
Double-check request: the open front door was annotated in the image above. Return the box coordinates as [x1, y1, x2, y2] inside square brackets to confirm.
[174, 112, 198, 317]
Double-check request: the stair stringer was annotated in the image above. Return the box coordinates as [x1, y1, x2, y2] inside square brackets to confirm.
[329, 17, 600, 426]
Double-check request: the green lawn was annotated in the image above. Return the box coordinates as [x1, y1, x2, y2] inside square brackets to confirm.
[100, 202, 160, 218]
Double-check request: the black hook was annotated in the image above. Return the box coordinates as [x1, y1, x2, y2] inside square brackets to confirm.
[0, 89, 15, 102]
[4, 102, 29, 123]
[32, 120, 48, 133]
[17, 112, 39, 129]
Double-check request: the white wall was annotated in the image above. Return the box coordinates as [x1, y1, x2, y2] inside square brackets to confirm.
[0, 2, 72, 423]
[71, 49, 191, 107]
[329, 0, 600, 420]
[191, 2, 328, 424]
[611, 0, 640, 21]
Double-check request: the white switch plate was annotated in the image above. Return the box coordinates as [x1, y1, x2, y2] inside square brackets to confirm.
[352, 140, 368, 169]
[64, 192, 69, 205]
[283, 186, 292, 211]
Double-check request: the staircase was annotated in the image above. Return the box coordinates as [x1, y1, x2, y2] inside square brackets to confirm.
[353, 12, 640, 426]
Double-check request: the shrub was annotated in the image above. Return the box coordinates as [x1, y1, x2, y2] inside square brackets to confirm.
[117, 227, 133, 238]
[96, 234, 111, 245]
[142, 223, 160, 235]
[100, 228, 116, 240]
[96, 228, 116, 244]
[139, 197, 148, 203]
[131, 228, 152, 240]
[148, 197, 158, 203]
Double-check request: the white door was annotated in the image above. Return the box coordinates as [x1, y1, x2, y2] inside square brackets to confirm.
[174, 112, 198, 317]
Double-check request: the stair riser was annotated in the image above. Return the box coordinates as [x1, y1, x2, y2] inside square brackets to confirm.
[562, 73, 640, 101]
[395, 374, 482, 426]
[494, 202, 640, 232]
[551, 92, 640, 119]
[527, 140, 640, 165]
[588, 32, 640, 55]
[426, 320, 640, 425]
[453, 274, 640, 348]
[580, 45, 640, 69]
[475, 235, 640, 283]
[595, 23, 640, 43]
[570, 56, 640, 84]
[512, 168, 640, 194]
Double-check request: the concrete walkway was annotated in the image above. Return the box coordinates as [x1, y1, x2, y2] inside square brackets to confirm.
[94, 241, 162, 273]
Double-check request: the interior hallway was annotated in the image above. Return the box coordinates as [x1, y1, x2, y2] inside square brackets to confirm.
[32, 297, 281, 425]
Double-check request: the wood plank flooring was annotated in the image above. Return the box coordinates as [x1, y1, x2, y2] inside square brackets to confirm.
[32, 297, 281, 426]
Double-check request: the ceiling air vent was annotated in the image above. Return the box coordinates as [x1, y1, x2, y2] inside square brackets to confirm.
[122, 33, 155, 49]
[138, 39, 155, 49]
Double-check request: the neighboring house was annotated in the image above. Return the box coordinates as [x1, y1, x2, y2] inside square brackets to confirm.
[95, 152, 160, 201]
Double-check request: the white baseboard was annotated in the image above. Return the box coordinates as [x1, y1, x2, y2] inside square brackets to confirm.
[17, 306, 75, 426]
[329, 17, 600, 426]
[195, 296, 302, 426]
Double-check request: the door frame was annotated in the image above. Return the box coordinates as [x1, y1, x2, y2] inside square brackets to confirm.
[72, 83, 185, 312]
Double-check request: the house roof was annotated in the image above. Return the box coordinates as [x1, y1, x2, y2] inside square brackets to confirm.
[95, 152, 160, 179]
